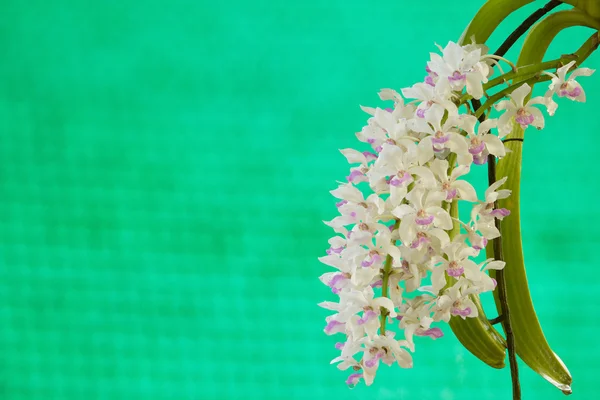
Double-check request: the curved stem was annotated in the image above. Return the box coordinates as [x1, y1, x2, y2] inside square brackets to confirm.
[484, 54, 578, 90]
[494, 0, 563, 57]
[472, 97, 521, 400]
[488, 151, 521, 400]
[474, 75, 550, 118]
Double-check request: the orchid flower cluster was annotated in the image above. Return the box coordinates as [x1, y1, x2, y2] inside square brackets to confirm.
[319, 41, 593, 388]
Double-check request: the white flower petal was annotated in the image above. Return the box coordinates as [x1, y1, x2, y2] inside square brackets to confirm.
[453, 180, 478, 202]
[509, 83, 532, 107]
[340, 148, 367, 164]
[483, 134, 506, 158]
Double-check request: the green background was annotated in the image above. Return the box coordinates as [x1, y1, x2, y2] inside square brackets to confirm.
[1, 0, 599, 399]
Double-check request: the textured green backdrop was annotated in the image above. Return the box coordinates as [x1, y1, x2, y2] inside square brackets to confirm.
[1, 1, 599, 399]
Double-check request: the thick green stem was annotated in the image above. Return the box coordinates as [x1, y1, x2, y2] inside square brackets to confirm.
[471, 96, 521, 399]
[488, 152, 521, 400]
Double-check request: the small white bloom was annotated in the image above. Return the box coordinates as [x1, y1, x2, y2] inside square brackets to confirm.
[494, 83, 549, 136]
[430, 239, 478, 292]
[397, 296, 439, 351]
[341, 286, 397, 339]
[369, 144, 435, 206]
[360, 334, 413, 385]
[410, 106, 470, 164]
[546, 60, 594, 105]
[457, 115, 506, 164]
[401, 81, 458, 119]
[339, 148, 376, 184]
[428, 158, 478, 202]
[470, 177, 512, 239]
[433, 279, 479, 322]
[392, 188, 452, 245]
[427, 41, 489, 99]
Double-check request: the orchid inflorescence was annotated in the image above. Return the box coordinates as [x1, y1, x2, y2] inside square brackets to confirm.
[319, 40, 593, 388]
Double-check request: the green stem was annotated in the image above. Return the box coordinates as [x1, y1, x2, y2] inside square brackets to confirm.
[488, 151, 521, 400]
[494, 0, 563, 57]
[471, 95, 521, 399]
[483, 55, 578, 90]
[469, 30, 600, 119]
[474, 75, 550, 119]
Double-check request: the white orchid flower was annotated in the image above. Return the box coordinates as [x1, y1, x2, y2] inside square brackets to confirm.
[428, 158, 478, 202]
[427, 41, 489, 99]
[494, 83, 549, 136]
[544, 60, 595, 115]
[457, 114, 506, 164]
[547, 60, 594, 101]
[392, 188, 452, 245]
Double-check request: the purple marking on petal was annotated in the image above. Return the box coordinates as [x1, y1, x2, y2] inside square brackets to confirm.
[332, 287, 341, 294]
[357, 310, 378, 325]
[447, 266, 464, 277]
[568, 86, 582, 98]
[371, 280, 383, 288]
[346, 372, 363, 388]
[451, 307, 472, 317]
[410, 236, 430, 248]
[325, 320, 345, 334]
[364, 353, 382, 368]
[347, 169, 364, 183]
[416, 327, 444, 339]
[415, 215, 434, 226]
[431, 135, 450, 145]
[336, 200, 348, 208]
[446, 188, 457, 201]
[491, 278, 497, 288]
[367, 138, 375, 144]
[371, 254, 382, 264]
[468, 142, 486, 155]
[473, 154, 487, 165]
[335, 342, 345, 350]
[490, 208, 511, 218]
[426, 66, 432, 73]
[395, 315, 403, 321]
[388, 225, 395, 232]
[448, 71, 466, 83]
[350, 212, 357, 218]
[390, 171, 413, 187]
[363, 151, 378, 161]
[361, 258, 374, 267]
[425, 76, 435, 87]
[375, 145, 383, 153]
[515, 112, 535, 127]
[416, 108, 426, 118]
[385, 107, 394, 113]
[332, 246, 344, 254]
[329, 273, 346, 288]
